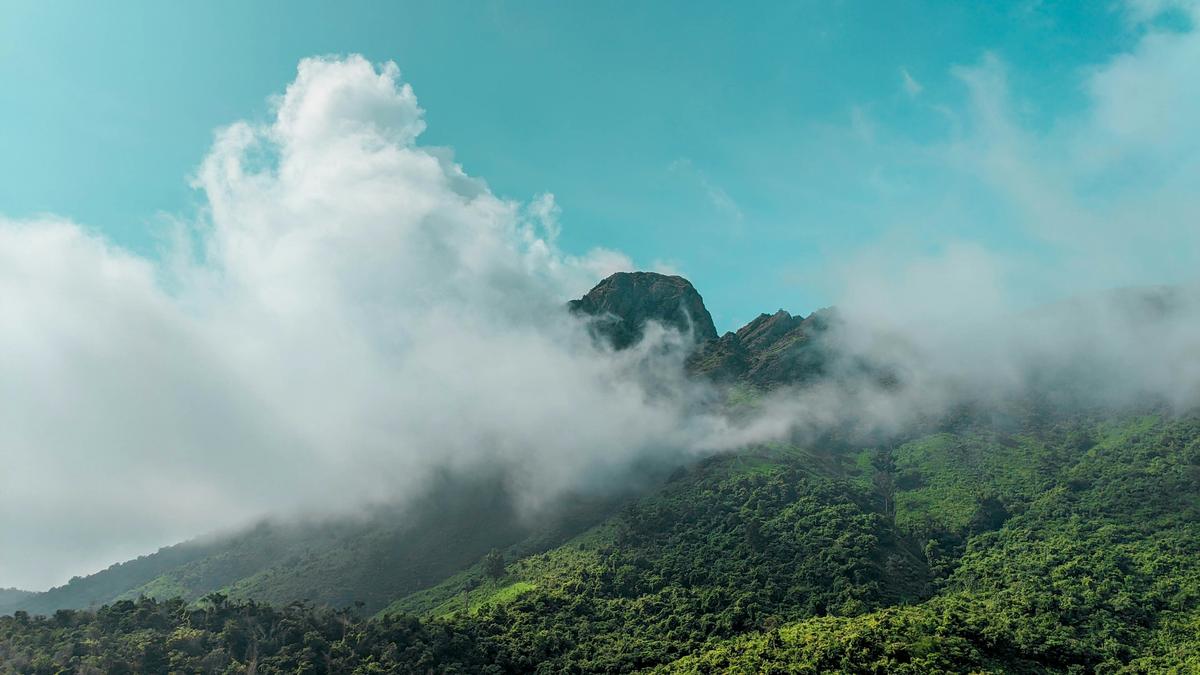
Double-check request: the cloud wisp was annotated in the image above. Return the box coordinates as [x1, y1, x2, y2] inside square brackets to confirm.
[766, 3, 1200, 443]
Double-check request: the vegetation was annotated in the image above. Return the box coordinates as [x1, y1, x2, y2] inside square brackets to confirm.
[3, 410, 1198, 672]
[1, 474, 621, 617]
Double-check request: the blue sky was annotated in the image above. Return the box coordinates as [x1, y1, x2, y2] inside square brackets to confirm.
[1, 0, 1195, 330]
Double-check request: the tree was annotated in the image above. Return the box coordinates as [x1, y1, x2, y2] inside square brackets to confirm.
[870, 447, 897, 518]
[483, 548, 506, 580]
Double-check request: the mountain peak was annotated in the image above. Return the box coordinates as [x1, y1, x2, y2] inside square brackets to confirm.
[569, 271, 718, 349]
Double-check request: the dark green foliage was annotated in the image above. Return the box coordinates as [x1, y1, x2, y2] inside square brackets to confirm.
[440, 460, 930, 671]
[0, 595, 495, 674]
[482, 549, 506, 581]
[661, 414, 1200, 673]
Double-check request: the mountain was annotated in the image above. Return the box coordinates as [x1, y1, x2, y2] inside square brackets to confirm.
[573, 271, 835, 388]
[569, 271, 718, 349]
[0, 589, 31, 609]
[3, 272, 1199, 673]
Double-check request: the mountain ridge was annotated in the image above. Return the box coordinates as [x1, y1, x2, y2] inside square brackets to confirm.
[573, 271, 835, 389]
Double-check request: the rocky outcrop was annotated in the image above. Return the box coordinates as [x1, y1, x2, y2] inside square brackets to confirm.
[569, 272, 718, 349]
[689, 308, 834, 388]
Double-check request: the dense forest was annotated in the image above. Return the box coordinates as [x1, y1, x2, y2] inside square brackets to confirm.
[3, 409, 1198, 673]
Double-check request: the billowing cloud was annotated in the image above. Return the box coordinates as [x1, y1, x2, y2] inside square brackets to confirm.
[0, 56, 729, 590]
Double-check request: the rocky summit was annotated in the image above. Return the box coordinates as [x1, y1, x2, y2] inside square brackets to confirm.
[568, 271, 718, 349]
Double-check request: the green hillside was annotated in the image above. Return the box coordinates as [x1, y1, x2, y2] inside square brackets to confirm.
[0, 473, 623, 618]
[0, 590, 32, 611]
[4, 409, 1196, 672]
[660, 414, 1200, 673]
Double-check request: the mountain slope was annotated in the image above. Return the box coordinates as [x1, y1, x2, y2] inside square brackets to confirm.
[0, 590, 31, 611]
[1, 474, 625, 617]
[3, 411, 1196, 672]
[688, 308, 834, 387]
[659, 414, 1200, 673]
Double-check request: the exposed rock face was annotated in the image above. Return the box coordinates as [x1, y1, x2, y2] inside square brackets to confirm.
[689, 308, 834, 388]
[569, 272, 718, 349]
[569, 270, 833, 389]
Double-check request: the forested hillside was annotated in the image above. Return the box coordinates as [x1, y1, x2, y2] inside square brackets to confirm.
[3, 410, 1197, 673]
[0, 472, 624, 618]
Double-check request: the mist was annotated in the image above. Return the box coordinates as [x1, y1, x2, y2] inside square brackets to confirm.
[4, 7, 1200, 592]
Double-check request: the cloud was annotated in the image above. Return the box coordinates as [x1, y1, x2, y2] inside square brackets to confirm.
[669, 158, 745, 224]
[808, 4, 1200, 426]
[0, 56, 741, 590]
[900, 67, 923, 97]
[1120, 0, 1198, 26]
[940, 10, 1200, 292]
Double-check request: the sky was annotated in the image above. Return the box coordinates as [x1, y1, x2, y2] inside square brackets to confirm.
[2, 1, 1199, 591]
[3, 0, 1195, 330]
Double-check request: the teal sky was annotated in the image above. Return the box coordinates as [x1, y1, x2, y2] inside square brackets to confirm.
[0, 0, 1191, 330]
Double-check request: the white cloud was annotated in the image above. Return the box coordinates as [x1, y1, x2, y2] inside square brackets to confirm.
[0, 56, 740, 590]
[814, 10, 1200, 423]
[935, 14, 1200, 294]
[1120, 0, 1198, 26]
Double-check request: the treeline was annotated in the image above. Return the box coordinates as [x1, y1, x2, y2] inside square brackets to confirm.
[0, 595, 491, 674]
